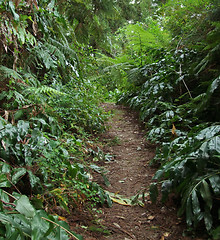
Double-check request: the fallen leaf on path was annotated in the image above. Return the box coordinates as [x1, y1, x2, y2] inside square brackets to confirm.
[116, 216, 126, 219]
[113, 222, 121, 228]
[110, 196, 131, 206]
[163, 232, 170, 237]
[119, 180, 125, 183]
[147, 215, 155, 220]
[160, 232, 170, 240]
[105, 191, 144, 206]
[105, 191, 132, 206]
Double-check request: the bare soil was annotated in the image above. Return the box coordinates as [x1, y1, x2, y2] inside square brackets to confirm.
[68, 103, 205, 240]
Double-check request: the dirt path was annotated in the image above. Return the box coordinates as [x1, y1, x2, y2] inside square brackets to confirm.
[71, 103, 193, 240]
[93, 103, 191, 240]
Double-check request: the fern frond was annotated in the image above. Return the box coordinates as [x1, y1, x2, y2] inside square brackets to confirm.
[24, 85, 66, 97]
[48, 38, 78, 63]
[23, 73, 41, 88]
[48, 38, 80, 76]
[0, 66, 22, 81]
[44, 42, 66, 68]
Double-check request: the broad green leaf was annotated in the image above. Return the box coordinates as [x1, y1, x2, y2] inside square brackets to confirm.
[0, 118, 5, 129]
[8, 1, 19, 21]
[186, 197, 193, 226]
[16, 195, 36, 218]
[13, 214, 32, 234]
[204, 206, 213, 231]
[27, 170, 40, 188]
[209, 175, 220, 194]
[12, 168, 27, 184]
[199, 136, 220, 158]
[6, 230, 20, 240]
[102, 174, 110, 187]
[208, 136, 220, 153]
[54, 220, 70, 240]
[200, 180, 212, 210]
[196, 125, 220, 140]
[0, 213, 27, 236]
[161, 180, 172, 203]
[0, 189, 9, 203]
[0, 173, 11, 188]
[43, 216, 83, 240]
[98, 188, 105, 205]
[68, 165, 78, 178]
[31, 118, 47, 126]
[191, 189, 201, 217]
[31, 211, 50, 239]
[153, 169, 164, 180]
[17, 26, 26, 44]
[14, 109, 24, 120]
[17, 121, 29, 138]
[106, 192, 112, 208]
[208, 76, 220, 95]
[90, 164, 102, 173]
[31, 228, 44, 240]
[1, 163, 11, 173]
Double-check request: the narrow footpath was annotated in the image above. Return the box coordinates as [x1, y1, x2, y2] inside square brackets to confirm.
[72, 103, 199, 240]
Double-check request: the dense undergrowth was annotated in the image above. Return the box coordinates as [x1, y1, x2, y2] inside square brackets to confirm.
[1, 0, 220, 239]
[98, 0, 220, 238]
[0, 1, 112, 238]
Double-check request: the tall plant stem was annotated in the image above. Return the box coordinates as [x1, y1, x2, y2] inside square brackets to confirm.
[179, 64, 192, 99]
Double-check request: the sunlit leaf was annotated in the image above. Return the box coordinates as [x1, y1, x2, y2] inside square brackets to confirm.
[16, 195, 36, 218]
[8, 1, 19, 21]
[209, 175, 220, 194]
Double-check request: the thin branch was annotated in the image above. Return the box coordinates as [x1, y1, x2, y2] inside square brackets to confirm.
[179, 64, 192, 99]
[41, 217, 81, 240]
[0, 157, 6, 162]
[0, 199, 16, 207]
[2, 190, 18, 201]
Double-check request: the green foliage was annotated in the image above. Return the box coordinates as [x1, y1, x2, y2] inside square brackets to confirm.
[100, 0, 220, 237]
[49, 79, 108, 133]
[117, 45, 220, 234]
[163, 0, 212, 46]
[151, 125, 220, 232]
[1, 0, 219, 238]
[123, 20, 170, 50]
[0, 191, 83, 239]
[0, 0, 113, 237]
